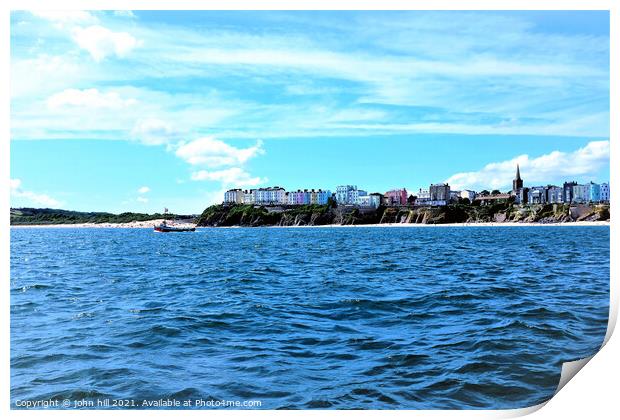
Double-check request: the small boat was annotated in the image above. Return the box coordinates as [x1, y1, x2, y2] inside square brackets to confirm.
[154, 222, 195, 232]
[153, 209, 196, 232]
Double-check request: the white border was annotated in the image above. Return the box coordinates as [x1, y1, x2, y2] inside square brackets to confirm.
[2, 1, 616, 419]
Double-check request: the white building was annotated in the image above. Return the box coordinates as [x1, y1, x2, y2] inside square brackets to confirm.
[336, 185, 354, 204]
[572, 184, 590, 203]
[460, 190, 476, 202]
[355, 195, 372, 207]
[355, 193, 382, 208]
[254, 187, 287, 205]
[600, 183, 610, 202]
[416, 188, 431, 206]
[547, 186, 563, 204]
[336, 185, 366, 205]
[224, 189, 244, 204]
[351, 189, 367, 203]
[243, 190, 255, 204]
[528, 186, 546, 204]
[287, 191, 297, 205]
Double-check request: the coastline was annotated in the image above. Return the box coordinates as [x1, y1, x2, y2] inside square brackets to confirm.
[264, 221, 611, 228]
[10, 220, 610, 229]
[10, 219, 196, 229]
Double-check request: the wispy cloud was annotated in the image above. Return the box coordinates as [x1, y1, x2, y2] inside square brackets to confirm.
[12, 82, 241, 141]
[10, 178, 62, 207]
[137, 186, 150, 194]
[445, 140, 610, 191]
[131, 118, 178, 146]
[47, 88, 136, 109]
[10, 11, 609, 142]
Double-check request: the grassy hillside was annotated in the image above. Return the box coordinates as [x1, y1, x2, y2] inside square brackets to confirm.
[10, 208, 195, 225]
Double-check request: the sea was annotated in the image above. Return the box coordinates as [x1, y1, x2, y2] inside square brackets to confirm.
[10, 226, 610, 409]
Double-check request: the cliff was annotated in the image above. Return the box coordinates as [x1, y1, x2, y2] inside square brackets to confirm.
[196, 204, 382, 227]
[196, 203, 610, 227]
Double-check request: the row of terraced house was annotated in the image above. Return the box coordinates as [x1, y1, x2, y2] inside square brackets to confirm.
[223, 166, 610, 208]
[223, 187, 333, 206]
[223, 186, 385, 208]
[224, 185, 435, 208]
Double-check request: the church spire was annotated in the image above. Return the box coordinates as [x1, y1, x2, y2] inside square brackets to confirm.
[513, 164, 523, 193]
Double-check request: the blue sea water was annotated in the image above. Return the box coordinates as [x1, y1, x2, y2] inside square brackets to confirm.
[10, 226, 609, 409]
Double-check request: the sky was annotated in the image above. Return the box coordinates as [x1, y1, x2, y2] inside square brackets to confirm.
[10, 10, 610, 214]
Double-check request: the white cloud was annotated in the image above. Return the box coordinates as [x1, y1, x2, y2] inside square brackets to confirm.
[137, 196, 149, 203]
[10, 178, 62, 207]
[47, 88, 136, 109]
[175, 137, 264, 167]
[131, 118, 176, 146]
[178, 137, 267, 197]
[445, 140, 610, 191]
[137, 186, 150, 194]
[72, 25, 142, 61]
[190, 167, 266, 187]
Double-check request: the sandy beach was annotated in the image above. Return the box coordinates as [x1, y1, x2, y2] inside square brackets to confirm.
[11, 220, 609, 228]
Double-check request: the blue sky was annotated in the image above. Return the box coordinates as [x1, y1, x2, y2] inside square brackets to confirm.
[10, 10, 609, 213]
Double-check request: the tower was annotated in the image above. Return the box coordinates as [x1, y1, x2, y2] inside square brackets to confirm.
[512, 164, 523, 193]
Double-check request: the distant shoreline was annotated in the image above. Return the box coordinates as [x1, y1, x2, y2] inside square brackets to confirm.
[10, 219, 196, 229]
[10, 221, 610, 229]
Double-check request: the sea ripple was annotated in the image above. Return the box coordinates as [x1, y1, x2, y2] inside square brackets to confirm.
[10, 226, 609, 409]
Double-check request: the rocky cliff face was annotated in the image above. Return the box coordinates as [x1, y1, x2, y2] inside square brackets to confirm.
[196, 203, 609, 227]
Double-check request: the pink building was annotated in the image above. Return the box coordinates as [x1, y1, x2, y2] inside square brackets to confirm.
[384, 188, 408, 206]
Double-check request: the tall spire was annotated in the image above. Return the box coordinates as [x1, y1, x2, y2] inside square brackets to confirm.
[513, 164, 523, 193]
